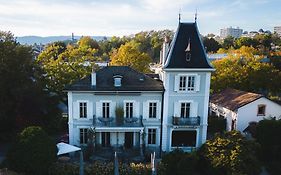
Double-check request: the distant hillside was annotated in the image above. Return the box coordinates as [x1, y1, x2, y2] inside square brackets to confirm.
[16, 35, 108, 45]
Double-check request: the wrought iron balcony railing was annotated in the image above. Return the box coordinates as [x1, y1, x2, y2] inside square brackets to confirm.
[172, 116, 200, 126]
[92, 115, 143, 127]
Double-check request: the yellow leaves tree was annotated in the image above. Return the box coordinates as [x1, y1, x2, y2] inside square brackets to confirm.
[110, 41, 152, 73]
[37, 40, 99, 97]
[211, 46, 281, 95]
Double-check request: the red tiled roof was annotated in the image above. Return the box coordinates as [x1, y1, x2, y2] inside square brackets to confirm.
[210, 88, 263, 111]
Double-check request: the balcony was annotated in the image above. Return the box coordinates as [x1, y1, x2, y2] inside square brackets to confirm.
[93, 115, 143, 128]
[172, 116, 200, 126]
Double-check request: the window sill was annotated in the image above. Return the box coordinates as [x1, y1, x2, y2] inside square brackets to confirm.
[257, 114, 265, 116]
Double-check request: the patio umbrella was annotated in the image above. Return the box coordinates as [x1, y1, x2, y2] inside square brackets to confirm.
[56, 142, 84, 175]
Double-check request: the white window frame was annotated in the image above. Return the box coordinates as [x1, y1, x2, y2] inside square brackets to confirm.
[180, 102, 191, 118]
[148, 102, 157, 119]
[125, 102, 133, 118]
[79, 128, 88, 145]
[102, 101, 110, 118]
[147, 128, 157, 145]
[77, 100, 88, 119]
[123, 100, 135, 118]
[176, 74, 199, 93]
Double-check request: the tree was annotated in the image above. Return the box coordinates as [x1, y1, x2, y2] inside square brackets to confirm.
[203, 37, 221, 53]
[221, 36, 235, 49]
[198, 131, 261, 175]
[256, 119, 281, 175]
[0, 31, 60, 141]
[235, 37, 258, 48]
[78, 36, 100, 50]
[161, 149, 199, 175]
[37, 38, 100, 98]
[6, 126, 57, 175]
[110, 41, 152, 73]
[211, 46, 281, 95]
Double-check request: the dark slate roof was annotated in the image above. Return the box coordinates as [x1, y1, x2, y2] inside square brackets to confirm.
[210, 88, 263, 111]
[164, 22, 213, 69]
[66, 66, 164, 91]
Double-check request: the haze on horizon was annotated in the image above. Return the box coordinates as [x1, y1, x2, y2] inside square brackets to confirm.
[0, 0, 280, 37]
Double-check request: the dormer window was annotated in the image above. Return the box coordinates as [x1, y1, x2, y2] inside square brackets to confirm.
[113, 75, 122, 87]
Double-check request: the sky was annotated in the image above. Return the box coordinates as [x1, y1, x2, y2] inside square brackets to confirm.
[0, 0, 280, 37]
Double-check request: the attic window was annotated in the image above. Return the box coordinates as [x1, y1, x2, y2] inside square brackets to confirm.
[113, 75, 122, 87]
[185, 38, 191, 61]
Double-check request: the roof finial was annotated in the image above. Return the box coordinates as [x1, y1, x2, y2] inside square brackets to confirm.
[195, 9, 198, 22]
[178, 8, 181, 23]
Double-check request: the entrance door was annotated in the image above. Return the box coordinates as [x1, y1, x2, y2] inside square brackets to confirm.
[101, 132, 110, 147]
[124, 132, 134, 148]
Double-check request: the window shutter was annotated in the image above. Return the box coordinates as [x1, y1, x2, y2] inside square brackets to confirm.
[111, 102, 116, 117]
[174, 102, 180, 117]
[195, 75, 201, 92]
[96, 101, 101, 117]
[143, 101, 148, 119]
[88, 102, 93, 119]
[191, 102, 198, 117]
[174, 75, 179, 91]
[73, 102, 78, 119]
[157, 101, 161, 119]
[134, 101, 140, 117]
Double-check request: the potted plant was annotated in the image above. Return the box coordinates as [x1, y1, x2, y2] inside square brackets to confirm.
[173, 115, 180, 125]
[115, 106, 124, 125]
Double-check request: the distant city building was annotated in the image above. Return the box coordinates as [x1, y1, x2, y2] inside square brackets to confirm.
[220, 27, 243, 39]
[274, 26, 281, 36]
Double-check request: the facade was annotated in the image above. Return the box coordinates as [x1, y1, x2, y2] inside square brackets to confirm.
[220, 27, 243, 39]
[66, 22, 213, 154]
[274, 26, 281, 36]
[210, 88, 281, 132]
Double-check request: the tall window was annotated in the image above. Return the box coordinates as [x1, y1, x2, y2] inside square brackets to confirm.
[125, 102, 133, 118]
[149, 102, 157, 118]
[79, 102, 87, 118]
[80, 128, 88, 144]
[257, 104, 266, 116]
[187, 76, 195, 91]
[181, 103, 190, 118]
[148, 129, 156, 145]
[179, 76, 187, 91]
[102, 102, 110, 118]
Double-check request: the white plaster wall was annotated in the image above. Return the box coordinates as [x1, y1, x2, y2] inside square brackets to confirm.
[237, 97, 281, 132]
[162, 70, 211, 151]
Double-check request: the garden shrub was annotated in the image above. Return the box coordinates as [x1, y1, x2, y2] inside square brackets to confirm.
[5, 126, 56, 175]
[198, 131, 261, 175]
[161, 149, 199, 175]
[208, 115, 226, 134]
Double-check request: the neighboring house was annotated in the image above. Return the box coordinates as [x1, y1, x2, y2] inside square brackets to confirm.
[210, 88, 281, 133]
[66, 22, 214, 153]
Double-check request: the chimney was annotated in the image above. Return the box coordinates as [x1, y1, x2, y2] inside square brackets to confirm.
[91, 70, 96, 86]
[162, 36, 170, 66]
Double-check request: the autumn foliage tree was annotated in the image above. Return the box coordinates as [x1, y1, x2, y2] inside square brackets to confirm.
[37, 38, 100, 98]
[110, 41, 152, 73]
[211, 46, 281, 95]
[198, 131, 261, 175]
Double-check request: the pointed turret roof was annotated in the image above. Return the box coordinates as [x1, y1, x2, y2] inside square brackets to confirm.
[164, 22, 213, 69]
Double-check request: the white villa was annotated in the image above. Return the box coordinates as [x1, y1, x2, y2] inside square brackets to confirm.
[210, 88, 281, 133]
[66, 22, 214, 154]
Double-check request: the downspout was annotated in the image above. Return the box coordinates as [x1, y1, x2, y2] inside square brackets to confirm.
[159, 89, 165, 157]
